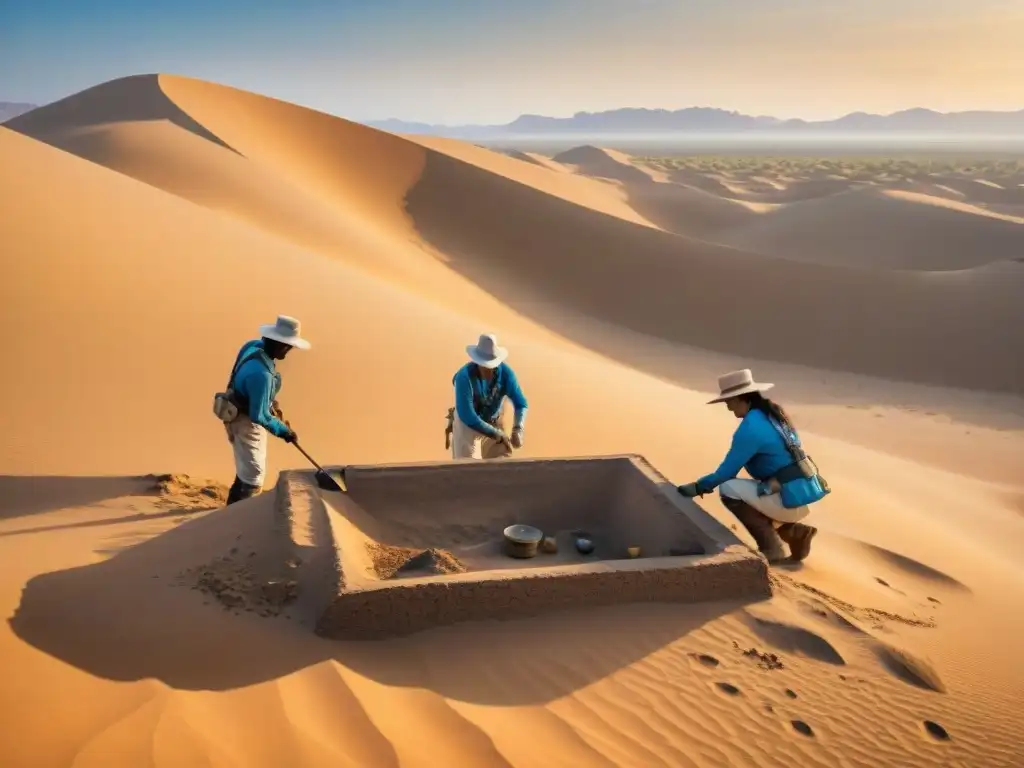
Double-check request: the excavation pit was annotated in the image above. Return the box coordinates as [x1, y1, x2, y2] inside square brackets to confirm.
[304, 455, 771, 640]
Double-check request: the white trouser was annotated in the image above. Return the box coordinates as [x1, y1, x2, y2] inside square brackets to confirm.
[451, 414, 513, 460]
[719, 478, 810, 524]
[228, 414, 268, 487]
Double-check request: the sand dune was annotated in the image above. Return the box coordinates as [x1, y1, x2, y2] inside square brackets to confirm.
[404, 148, 1024, 392]
[720, 186, 1024, 270]
[550, 145, 766, 237]
[2, 74, 1024, 767]
[555, 148, 1024, 272]
[10, 76, 1022, 391]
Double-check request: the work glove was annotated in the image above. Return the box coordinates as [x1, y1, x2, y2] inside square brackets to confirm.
[677, 482, 700, 498]
[283, 429, 299, 444]
[510, 426, 524, 449]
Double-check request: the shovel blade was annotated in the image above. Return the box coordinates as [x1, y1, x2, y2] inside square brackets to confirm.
[315, 469, 346, 493]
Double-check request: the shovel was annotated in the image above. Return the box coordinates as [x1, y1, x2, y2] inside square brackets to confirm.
[292, 441, 347, 492]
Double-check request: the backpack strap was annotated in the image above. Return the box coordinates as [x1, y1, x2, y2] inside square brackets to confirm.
[227, 347, 272, 390]
[767, 416, 803, 460]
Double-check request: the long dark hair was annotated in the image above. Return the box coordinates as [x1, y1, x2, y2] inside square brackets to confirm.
[740, 391, 793, 430]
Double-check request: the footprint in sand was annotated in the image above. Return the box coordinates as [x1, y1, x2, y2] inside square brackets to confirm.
[927, 597, 942, 605]
[692, 653, 720, 667]
[858, 543, 971, 594]
[743, 615, 846, 666]
[785, 689, 798, 699]
[791, 720, 814, 737]
[872, 642, 946, 693]
[715, 682, 742, 696]
[923, 721, 950, 741]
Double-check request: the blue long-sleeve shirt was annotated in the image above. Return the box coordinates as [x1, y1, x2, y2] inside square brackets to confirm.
[229, 340, 291, 439]
[697, 408, 797, 491]
[453, 362, 528, 438]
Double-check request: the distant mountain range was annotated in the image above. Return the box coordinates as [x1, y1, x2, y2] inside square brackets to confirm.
[0, 102, 37, 123]
[368, 106, 1024, 138]
[6, 95, 1023, 137]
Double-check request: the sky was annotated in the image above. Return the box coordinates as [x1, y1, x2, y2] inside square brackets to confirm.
[2, 0, 1023, 124]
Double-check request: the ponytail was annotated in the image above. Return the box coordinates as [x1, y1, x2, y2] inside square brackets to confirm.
[744, 392, 793, 430]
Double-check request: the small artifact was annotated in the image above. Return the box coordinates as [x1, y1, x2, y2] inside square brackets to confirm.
[540, 536, 558, 554]
[504, 524, 544, 559]
[627, 546, 641, 558]
[575, 537, 595, 555]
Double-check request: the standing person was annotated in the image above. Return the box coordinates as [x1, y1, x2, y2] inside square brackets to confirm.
[445, 333, 528, 460]
[219, 315, 311, 504]
[677, 369, 828, 564]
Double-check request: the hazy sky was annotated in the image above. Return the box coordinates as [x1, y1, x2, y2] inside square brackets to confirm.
[3, 0, 1023, 124]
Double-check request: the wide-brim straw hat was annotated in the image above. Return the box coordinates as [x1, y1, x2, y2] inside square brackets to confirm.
[259, 315, 311, 350]
[707, 368, 774, 404]
[466, 333, 508, 368]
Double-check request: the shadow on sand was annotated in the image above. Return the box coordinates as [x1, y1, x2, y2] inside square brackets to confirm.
[403, 149, 1024, 410]
[8, 489, 748, 705]
[0, 475, 156, 520]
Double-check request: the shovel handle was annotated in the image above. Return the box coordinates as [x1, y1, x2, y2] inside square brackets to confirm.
[293, 441, 326, 473]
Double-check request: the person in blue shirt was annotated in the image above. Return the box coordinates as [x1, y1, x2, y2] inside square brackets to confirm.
[446, 333, 528, 460]
[223, 315, 309, 505]
[677, 369, 820, 564]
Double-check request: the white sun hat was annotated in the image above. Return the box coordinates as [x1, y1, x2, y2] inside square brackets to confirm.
[707, 368, 773, 404]
[466, 333, 508, 368]
[259, 315, 311, 350]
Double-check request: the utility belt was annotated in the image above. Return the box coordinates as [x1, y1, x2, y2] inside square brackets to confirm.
[772, 455, 819, 485]
[213, 349, 269, 424]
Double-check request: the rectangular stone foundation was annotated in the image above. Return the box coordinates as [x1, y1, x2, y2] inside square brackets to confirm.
[307, 455, 772, 640]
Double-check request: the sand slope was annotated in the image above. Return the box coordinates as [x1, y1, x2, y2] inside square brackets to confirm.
[9, 76, 1023, 392]
[2, 74, 1024, 767]
[720, 187, 1024, 270]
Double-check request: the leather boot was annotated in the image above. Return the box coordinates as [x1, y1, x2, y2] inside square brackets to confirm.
[778, 522, 817, 562]
[721, 496, 788, 564]
[225, 476, 244, 506]
[225, 477, 261, 506]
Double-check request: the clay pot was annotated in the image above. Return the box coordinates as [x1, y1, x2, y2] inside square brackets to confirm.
[503, 524, 543, 558]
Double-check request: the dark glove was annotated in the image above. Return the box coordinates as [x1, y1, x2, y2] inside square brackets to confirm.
[283, 429, 298, 444]
[677, 482, 700, 498]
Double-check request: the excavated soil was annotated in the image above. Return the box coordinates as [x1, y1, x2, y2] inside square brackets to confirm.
[367, 542, 466, 579]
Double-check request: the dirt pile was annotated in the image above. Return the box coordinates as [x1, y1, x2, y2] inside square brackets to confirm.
[176, 554, 299, 617]
[149, 472, 228, 509]
[367, 542, 466, 579]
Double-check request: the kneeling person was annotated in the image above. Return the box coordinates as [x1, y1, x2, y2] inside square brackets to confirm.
[448, 334, 528, 460]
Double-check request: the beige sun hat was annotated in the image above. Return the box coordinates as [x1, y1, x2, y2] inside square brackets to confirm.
[259, 315, 311, 350]
[707, 369, 774, 404]
[466, 333, 508, 368]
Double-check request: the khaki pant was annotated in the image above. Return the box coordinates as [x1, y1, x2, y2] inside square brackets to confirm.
[719, 478, 810, 525]
[450, 413, 513, 460]
[227, 414, 268, 487]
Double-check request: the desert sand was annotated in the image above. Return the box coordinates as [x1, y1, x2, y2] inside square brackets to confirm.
[1, 73, 1023, 766]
